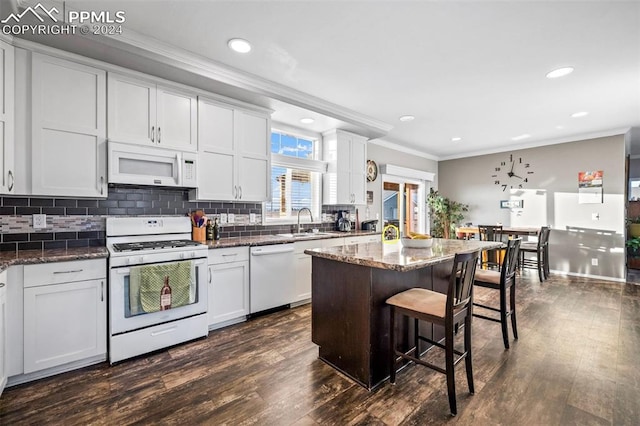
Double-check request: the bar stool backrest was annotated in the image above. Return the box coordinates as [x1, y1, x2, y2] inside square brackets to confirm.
[501, 238, 521, 284]
[478, 225, 503, 242]
[450, 251, 480, 315]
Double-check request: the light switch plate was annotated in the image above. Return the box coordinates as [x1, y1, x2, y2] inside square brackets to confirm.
[33, 214, 47, 229]
[220, 213, 228, 224]
[228, 213, 235, 224]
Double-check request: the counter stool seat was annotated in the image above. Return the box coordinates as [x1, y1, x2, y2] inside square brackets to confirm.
[387, 250, 480, 417]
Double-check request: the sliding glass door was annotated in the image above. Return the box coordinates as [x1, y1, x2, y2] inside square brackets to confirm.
[382, 176, 427, 236]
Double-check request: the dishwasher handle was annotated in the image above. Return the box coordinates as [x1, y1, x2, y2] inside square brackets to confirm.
[251, 247, 294, 256]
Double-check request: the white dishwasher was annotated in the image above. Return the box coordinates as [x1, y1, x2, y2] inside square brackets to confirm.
[250, 244, 295, 314]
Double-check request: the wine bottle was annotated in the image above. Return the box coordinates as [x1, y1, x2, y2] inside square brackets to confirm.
[213, 218, 220, 240]
[160, 276, 172, 310]
[206, 219, 214, 241]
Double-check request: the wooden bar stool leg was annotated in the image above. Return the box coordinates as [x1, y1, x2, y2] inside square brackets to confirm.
[445, 320, 457, 416]
[389, 306, 396, 384]
[499, 285, 509, 349]
[464, 310, 474, 395]
[510, 281, 518, 340]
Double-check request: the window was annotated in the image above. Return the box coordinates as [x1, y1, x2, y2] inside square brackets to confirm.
[264, 130, 325, 223]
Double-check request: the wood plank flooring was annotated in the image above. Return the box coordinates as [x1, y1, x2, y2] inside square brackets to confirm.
[1, 271, 639, 425]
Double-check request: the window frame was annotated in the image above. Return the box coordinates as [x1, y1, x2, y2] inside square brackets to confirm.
[262, 126, 326, 225]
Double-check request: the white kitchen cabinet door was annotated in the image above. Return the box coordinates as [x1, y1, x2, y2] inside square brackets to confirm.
[23, 279, 106, 374]
[107, 73, 156, 145]
[0, 270, 7, 396]
[208, 261, 249, 327]
[323, 129, 368, 204]
[156, 85, 197, 151]
[294, 253, 312, 303]
[31, 53, 107, 197]
[236, 111, 270, 202]
[0, 40, 15, 195]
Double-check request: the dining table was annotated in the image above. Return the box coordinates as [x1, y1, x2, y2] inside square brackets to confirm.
[455, 226, 540, 239]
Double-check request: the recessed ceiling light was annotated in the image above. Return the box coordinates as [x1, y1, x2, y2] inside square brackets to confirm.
[571, 111, 589, 118]
[399, 115, 415, 122]
[546, 67, 574, 79]
[228, 38, 252, 53]
[300, 117, 314, 124]
[451, 137, 462, 142]
[511, 134, 531, 141]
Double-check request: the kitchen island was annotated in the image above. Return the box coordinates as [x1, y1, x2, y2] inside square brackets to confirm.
[305, 238, 502, 390]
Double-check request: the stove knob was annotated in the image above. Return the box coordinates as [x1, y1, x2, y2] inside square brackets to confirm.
[138, 256, 145, 263]
[190, 251, 196, 258]
[180, 252, 186, 259]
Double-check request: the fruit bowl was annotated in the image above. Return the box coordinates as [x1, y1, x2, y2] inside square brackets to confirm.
[401, 236, 433, 248]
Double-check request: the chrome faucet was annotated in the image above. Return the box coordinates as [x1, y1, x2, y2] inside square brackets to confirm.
[297, 208, 314, 233]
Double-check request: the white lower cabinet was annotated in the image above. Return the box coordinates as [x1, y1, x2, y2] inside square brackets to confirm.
[208, 247, 249, 329]
[293, 240, 325, 304]
[22, 259, 106, 375]
[344, 234, 380, 245]
[0, 269, 7, 396]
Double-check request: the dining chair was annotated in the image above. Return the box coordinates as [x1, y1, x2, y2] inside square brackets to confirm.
[477, 225, 504, 269]
[386, 250, 480, 416]
[520, 227, 551, 282]
[473, 238, 521, 349]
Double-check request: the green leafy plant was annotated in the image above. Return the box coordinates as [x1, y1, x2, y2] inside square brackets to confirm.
[626, 216, 640, 224]
[627, 237, 640, 258]
[426, 188, 469, 239]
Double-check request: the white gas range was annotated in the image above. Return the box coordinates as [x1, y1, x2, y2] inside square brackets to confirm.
[106, 217, 209, 363]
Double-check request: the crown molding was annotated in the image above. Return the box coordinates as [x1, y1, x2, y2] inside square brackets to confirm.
[368, 138, 439, 161]
[438, 128, 630, 161]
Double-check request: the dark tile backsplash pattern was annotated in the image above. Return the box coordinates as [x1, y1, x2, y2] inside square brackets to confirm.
[0, 185, 353, 252]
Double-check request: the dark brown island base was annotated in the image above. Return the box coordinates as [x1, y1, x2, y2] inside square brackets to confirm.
[305, 238, 502, 390]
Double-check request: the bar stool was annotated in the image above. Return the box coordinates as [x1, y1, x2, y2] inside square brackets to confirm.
[478, 225, 504, 269]
[387, 250, 480, 416]
[520, 227, 551, 282]
[473, 238, 521, 349]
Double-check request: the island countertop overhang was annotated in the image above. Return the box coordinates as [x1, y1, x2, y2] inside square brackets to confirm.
[305, 238, 503, 272]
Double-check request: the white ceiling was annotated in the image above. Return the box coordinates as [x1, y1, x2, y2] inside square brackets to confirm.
[18, 0, 640, 159]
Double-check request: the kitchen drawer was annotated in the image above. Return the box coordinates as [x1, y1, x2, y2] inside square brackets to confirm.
[24, 259, 106, 288]
[208, 246, 249, 265]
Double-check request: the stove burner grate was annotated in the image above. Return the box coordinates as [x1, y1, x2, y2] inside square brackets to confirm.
[112, 240, 203, 252]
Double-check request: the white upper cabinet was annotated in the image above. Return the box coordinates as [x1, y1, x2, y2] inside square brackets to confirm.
[107, 73, 197, 151]
[323, 129, 368, 205]
[191, 96, 270, 202]
[31, 53, 107, 197]
[0, 40, 15, 195]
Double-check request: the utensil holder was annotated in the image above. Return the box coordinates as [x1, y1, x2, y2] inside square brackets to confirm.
[192, 226, 206, 243]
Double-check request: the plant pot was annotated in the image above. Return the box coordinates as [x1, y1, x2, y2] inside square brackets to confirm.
[630, 223, 640, 237]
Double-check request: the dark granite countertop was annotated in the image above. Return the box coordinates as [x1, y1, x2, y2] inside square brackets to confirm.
[203, 230, 379, 249]
[0, 247, 109, 273]
[305, 238, 503, 272]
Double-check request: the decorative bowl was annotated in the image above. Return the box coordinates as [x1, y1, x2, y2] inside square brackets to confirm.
[401, 237, 433, 248]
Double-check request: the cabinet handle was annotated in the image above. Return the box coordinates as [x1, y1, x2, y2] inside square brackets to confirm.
[234, 185, 238, 199]
[209, 268, 212, 284]
[100, 176, 104, 195]
[158, 127, 161, 143]
[151, 126, 155, 142]
[101, 281, 104, 302]
[0, 283, 5, 288]
[53, 269, 83, 274]
[238, 186, 242, 199]
[8, 170, 14, 192]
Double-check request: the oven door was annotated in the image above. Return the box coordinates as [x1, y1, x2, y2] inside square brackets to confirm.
[109, 257, 207, 334]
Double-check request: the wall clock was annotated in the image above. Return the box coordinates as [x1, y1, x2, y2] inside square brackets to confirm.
[491, 153, 534, 191]
[367, 160, 378, 182]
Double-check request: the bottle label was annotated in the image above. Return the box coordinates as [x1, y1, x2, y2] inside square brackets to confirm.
[161, 293, 171, 310]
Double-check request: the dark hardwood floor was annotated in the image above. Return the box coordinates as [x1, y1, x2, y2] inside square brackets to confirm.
[1, 271, 639, 425]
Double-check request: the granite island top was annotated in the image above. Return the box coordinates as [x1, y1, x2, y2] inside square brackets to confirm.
[0, 246, 109, 273]
[305, 238, 503, 272]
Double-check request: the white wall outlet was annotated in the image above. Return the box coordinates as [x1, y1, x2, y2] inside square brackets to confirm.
[219, 213, 228, 224]
[249, 213, 256, 223]
[592, 213, 600, 221]
[591, 258, 598, 266]
[33, 214, 47, 229]
[227, 213, 235, 224]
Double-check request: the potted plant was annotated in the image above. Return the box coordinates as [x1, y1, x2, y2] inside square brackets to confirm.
[627, 236, 640, 257]
[426, 189, 469, 239]
[628, 217, 640, 238]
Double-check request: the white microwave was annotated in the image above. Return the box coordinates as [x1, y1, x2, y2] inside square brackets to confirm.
[108, 141, 197, 188]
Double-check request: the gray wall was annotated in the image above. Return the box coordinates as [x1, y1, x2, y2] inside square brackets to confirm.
[364, 142, 439, 228]
[438, 135, 626, 281]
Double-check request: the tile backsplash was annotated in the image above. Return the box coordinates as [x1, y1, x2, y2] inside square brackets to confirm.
[0, 185, 353, 252]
